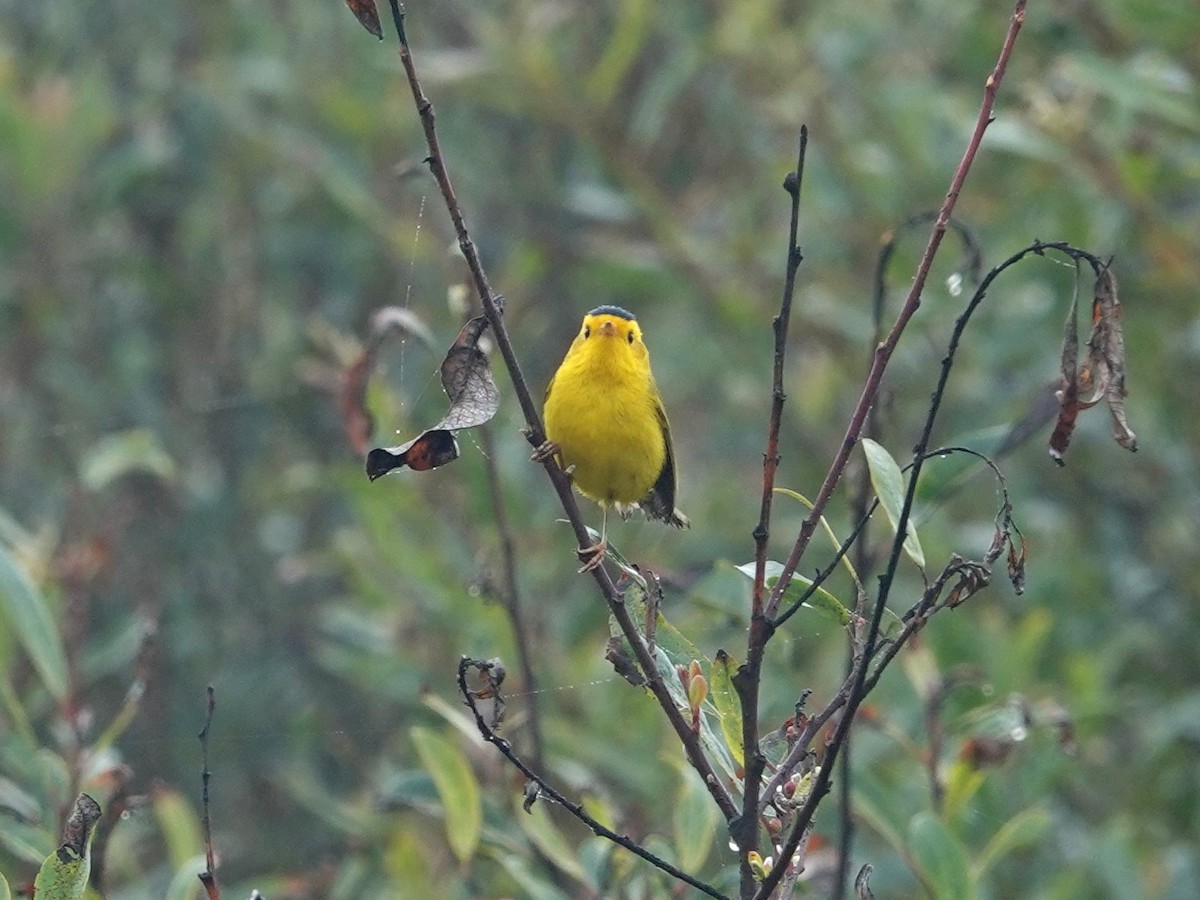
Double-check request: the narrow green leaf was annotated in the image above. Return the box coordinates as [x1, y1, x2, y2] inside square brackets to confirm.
[151, 787, 204, 869]
[861, 438, 926, 567]
[0, 544, 68, 700]
[941, 757, 986, 824]
[488, 845, 573, 900]
[163, 854, 208, 900]
[735, 561, 851, 627]
[411, 726, 481, 864]
[514, 797, 589, 886]
[585, 0, 651, 106]
[772, 488, 863, 590]
[0, 815, 53, 865]
[907, 811, 973, 900]
[851, 787, 907, 859]
[671, 765, 719, 872]
[0, 869, 11, 900]
[708, 650, 743, 767]
[972, 807, 1051, 883]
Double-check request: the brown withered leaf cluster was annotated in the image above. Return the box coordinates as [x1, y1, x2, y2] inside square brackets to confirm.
[365, 314, 500, 480]
[1049, 266, 1138, 465]
[344, 0, 383, 39]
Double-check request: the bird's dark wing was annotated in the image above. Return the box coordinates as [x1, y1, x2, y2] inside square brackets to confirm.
[641, 396, 689, 528]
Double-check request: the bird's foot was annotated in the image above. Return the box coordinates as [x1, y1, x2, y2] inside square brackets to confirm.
[530, 439, 561, 463]
[576, 539, 608, 574]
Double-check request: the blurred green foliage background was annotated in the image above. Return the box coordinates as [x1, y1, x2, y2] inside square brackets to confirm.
[0, 0, 1197, 897]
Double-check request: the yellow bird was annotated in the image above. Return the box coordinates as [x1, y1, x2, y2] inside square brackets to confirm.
[537, 305, 689, 571]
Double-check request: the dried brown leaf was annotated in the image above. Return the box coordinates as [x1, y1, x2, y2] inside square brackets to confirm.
[1050, 266, 1137, 463]
[344, 0, 383, 39]
[1006, 531, 1027, 595]
[1049, 274, 1082, 465]
[1088, 268, 1137, 452]
[365, 314, 499, 480]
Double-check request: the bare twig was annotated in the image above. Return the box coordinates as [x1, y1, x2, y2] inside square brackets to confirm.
[735, 126, 809, 893]
[763, 0, 1029, 624]
[198, 685, 220, 900]
[754, 9, 1031, 894]
[457, 658, 731, 900]
[478, 423, 545, 771]
[383, 0, 736, 822]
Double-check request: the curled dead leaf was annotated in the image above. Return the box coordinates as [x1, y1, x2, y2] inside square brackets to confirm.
[366, 314, 499, 480]
[1049, 266, 1137, 464]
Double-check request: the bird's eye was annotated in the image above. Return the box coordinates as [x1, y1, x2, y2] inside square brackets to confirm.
[627, 331, 635, 344]
[583, 325, 591, 338]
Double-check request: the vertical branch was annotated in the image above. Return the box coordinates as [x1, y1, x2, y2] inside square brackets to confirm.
[831, 209, 895, 900]
[735, 127, 808, 896]
[197, 686, 220, 900]
[754, 3, 1029, 896]
[478, 423, 545, 771]
[383, 0, 736, 822]
[763, 0, 1029, 622]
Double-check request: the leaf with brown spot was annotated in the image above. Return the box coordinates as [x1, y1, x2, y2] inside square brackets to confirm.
[366, 314, 499, 480]
[344, 0, 383, 39]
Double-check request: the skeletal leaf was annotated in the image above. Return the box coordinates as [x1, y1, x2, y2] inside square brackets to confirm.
[366, 314, 500, 480]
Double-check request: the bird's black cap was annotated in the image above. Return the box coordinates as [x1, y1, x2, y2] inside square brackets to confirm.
[587, 305, 635, 320]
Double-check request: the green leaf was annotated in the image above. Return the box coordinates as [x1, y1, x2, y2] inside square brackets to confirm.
[33, 794, 102, 900]
[410, 726, 481, 864]
[972, 807, 1051, 883]
[907, 811, 973, 900]
[514, 797, 590, 886]
[79, 427, 176, 491]
[735, 561, 851, 627]
[771, 488, 864, 591]
[861, 438, 926, 568]
[163, 854, 208, 900]
[708, 650, 743, 767]
[0, 815, 54, 865]
[151, 787, 204, 869]
[0, 870, 11, 900]
[671, 764, 719, 872]
[0, 543, 68, 700]
[852, 786, 907, 859]
[941, 758, 986, 824]
[488, 844, 573, 900]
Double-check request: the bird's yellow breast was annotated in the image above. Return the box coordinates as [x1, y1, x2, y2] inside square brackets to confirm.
[544, 313, 666, 508]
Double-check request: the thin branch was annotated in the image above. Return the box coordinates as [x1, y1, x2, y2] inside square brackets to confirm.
[763, 0, 1029, 624]
[757, 444, 1011, 819]
[478, 422, 545, 771]
[754, 8, 1031, 894]
[457, 658, 731, 900]
[198, 685, 219, 900]
[384, 0, 736, 823]
[735, 126, 809, 894]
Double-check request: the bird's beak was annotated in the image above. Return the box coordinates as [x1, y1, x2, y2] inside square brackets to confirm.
[598, 319, 617, 337]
